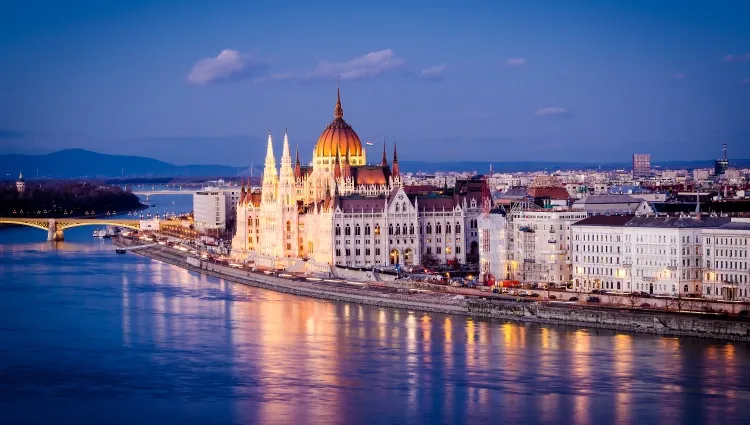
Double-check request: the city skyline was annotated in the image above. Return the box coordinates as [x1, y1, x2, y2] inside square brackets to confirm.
[1, 0, 749, 166]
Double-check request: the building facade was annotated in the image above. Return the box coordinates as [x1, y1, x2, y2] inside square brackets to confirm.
[701, 219, 750, 300]
[571, 215, 732, 297]
[230, 88, 484, 271]
[193, 189, 226, 230]
[632, 153, 651, 178]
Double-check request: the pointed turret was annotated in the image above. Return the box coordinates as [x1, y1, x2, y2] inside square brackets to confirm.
[342, 144, 352, 179]
[294, 143, 302, 179]
[381, 141, 388, 167]
[334, 144, 342, 179]
[334, 78, 344, 119]
[263, 130, 277, 179]
[392, 140, 400, 177]
[279, 128, 294, 180]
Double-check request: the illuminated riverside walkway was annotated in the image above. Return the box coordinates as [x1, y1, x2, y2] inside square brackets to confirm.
[0, 217, 169, 241]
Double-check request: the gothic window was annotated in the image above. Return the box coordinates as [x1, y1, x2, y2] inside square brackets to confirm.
[409, 224, 415, 235]
[456, 246, 461, 254]
[395, 204, 399, 212]
[335, 249, 341, 257]
[436, 223, 442, 234]
[335, 225, 341, 236]
[389, 224, 394, 235]
[395, 225, 400, 235]
[446, 223, 451, 234]
[365, 225, 371, 236]
[427, 247, 432, 255]
[427, 223, 432, 234]
[345, 249, 351, 256]
[365, 248, 371, 256]
[375, 225, 381, 235]
[402, 224, 407, 235]
[375, 248, 381, 256]
[355, 225, 361, 236]
[345, 225, 351, 236]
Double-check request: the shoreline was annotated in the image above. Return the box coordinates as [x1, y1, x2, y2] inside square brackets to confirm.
[114, 237, 750, 342]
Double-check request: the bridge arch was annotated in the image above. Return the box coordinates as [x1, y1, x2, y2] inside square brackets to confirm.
[59, 221, 140, 231]
[0, 219, 50, 231]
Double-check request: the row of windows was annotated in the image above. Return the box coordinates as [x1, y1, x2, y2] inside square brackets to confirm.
[333, 222, 464, 236]
[706, 248, 749, 258]
[705, 237, 749, 246]
[708, 260, 749, 270]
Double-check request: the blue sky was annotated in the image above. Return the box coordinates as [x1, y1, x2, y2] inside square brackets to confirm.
[0, 0, 748, 166]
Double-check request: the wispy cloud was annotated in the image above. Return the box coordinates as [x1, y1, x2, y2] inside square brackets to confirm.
[253, 72, 294, 85]
[187, 49, 268, 85]
[305, 49, 405, 81]
[505, 57, 528, 67]
[724, 53, 750, 62]
[672, 73, 685, 79]
[418, 64, 447, 80]
[535, 107, 569, 117]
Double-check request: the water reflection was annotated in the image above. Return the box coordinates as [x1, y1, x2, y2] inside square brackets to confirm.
[2, 226, 750, 425]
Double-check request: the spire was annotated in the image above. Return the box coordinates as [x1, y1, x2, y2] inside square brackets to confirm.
[263, 130, 277, 180]
[19, 171, 23, 180]
[294, 143, 302, 179]
[334, 144, 342, 179]
[334, 77, 344, 119]
[279, 128, 293, 181]
[343, 144, 352, 179]
[381, 140, 388, 167]
[392, 140, 400, 177]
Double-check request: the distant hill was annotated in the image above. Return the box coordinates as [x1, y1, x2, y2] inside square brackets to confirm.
[0, 149, 248, 178]
[2, 149, 747, 179]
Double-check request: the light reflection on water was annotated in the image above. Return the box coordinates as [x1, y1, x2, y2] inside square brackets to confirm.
[1, 221, 750, 425]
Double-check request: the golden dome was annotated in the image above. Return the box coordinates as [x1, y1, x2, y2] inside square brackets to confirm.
[314, 87, 363, 158]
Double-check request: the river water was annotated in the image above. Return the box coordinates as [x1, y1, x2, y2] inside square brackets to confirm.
[1, 196, 749, 425]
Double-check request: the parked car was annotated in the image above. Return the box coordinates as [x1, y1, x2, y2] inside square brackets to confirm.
[549, 295, 557, 300]
[586, 296, 600, 303]
[568, 297, 579, 302]
[529, 293, 540, 298]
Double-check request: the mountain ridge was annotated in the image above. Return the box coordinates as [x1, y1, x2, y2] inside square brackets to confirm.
[2, 149, 748, 178]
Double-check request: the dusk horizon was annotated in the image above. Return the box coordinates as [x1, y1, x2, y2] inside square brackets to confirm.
[2, 0, 749, 166]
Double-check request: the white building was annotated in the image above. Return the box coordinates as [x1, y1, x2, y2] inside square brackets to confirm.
[701, 219, 750, 300]
[193, 189, 226, 230]
[571, 215, 731, 296]
[572, 194, 653, 216]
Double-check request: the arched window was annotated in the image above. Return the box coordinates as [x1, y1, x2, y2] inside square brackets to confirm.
[365, 225, 371, 236]
[426, 223, 432, 234]
[684, 285, 688, 293]
[409, 224, 415, 235]
[345, 225, 351, 236]
[389, 224, 394, 235]
[456, 223, 461, 233]
[375, 224, 381, 235]
[395, 225, 400, 235]
[355, 224, 361, 236]
[446, 223, 451, 234]
[402, 224, 407, 235]
[436, 223, 442, 234]
[335, 225, 341, 236]
[395, 204, 399, 212]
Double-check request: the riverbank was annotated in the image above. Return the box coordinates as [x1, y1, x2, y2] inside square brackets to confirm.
[113, 237, 750, 342]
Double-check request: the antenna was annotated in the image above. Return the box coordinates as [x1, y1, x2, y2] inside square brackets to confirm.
[723, 143, 727, 161]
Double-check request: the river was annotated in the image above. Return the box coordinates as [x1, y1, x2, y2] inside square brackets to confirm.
[1, 196, 749, 425]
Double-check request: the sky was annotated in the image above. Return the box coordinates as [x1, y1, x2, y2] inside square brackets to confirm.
[0, 0, 749, 166]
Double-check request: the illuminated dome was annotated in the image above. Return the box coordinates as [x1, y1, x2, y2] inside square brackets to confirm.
[314, 88, 363, 159]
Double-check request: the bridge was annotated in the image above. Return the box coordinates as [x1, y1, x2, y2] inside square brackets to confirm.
[0, 217, 143, 241]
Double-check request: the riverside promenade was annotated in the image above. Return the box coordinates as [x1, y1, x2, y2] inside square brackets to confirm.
[114, 236, 750, 342]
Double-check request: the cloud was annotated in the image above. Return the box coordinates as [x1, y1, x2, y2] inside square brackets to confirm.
[305, 49, 405, 81]
[253, 72, 294, 85]
[672, 73, 685, 79]
[724, 53, 750, 62]
[187, 49, 268, 85]
[535, 107, 569, 117]
[505, 57, 528, 67]
[418, 64, 447, 80]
